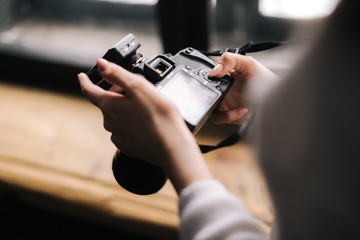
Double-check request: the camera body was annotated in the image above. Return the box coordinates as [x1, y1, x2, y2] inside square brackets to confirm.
[88, 33, 233, 134]
[87, 33, 233, 194]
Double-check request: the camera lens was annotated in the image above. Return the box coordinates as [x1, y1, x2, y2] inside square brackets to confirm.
[112, 151, 167, 195]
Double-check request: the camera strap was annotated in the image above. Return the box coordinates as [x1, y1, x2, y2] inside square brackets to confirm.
[199, 109, 255, 153]
[201, 40, 286, 56]
[198, 40, 287, 153]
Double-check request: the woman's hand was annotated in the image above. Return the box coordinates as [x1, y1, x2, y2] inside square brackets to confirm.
[78, 59, 212, 193]
[209, 53, 278, 125]
[78, 59, 188, 165]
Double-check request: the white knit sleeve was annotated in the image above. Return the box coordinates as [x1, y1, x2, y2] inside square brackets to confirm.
[179, 180, 267, 240]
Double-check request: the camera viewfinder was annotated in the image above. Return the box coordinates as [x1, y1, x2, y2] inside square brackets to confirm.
[144, 56, 175, 82]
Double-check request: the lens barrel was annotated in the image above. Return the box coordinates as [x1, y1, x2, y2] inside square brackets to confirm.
[112, 150, 168, 195]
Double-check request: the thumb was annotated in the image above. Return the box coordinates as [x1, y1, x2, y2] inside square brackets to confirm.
[212, 107, 248, 125]
[209, 53, 255, 78]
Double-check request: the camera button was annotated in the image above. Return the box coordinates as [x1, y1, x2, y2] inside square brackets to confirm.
[185, 48, 194, 54]
[201, 70, 209, 76]
[216, 86, 222, 91]
[213, 80, 220, 85]
[204, 76, 213, 83]
[208, 76, 220, 83]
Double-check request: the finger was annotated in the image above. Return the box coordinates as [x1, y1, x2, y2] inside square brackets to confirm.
[211, 107, 248, 125]
[218, 103, 230, 111]
[78, 72, 108, 107]
[208, 63, 223, 77]
[209, 53, 254, 78]
[108, 84, 125, 94]
[97, 59, 151, 95]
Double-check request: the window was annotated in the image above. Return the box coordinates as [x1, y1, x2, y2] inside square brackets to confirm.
[259, 0, 340, 19]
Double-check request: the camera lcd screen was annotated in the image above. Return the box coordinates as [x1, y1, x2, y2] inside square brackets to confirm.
[159, 71, 219, 126]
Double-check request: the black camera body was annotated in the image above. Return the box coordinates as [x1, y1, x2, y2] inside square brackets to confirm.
[88, 33, 233, 134]
[87, 33, 233, 194]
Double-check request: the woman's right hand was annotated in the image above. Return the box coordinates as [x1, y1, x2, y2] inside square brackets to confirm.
[209, 53, 278, 125]
[78, 59, 213, 194]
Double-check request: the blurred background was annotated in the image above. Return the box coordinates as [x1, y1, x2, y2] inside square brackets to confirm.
[0, 0, 340, 239]
[0, 0, 339, 93]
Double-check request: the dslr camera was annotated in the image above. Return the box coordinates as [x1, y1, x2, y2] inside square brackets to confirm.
[87, 33, 233, 195]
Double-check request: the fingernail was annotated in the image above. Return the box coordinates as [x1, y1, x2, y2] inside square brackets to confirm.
[209, 64, 223, 77]
[77, 72, 85, 79]
[97, 59, 108, 72]
[236, 108, 248, 117]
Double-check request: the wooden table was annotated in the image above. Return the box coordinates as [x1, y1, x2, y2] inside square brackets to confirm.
[0, 81, 273, 239]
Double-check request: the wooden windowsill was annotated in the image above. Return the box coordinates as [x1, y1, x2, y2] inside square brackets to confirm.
[0, 81, 273, 239]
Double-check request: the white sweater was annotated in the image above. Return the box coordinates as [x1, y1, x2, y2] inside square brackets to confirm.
[179, 180, 268, 240]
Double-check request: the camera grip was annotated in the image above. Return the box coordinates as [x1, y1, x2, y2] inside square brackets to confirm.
[112, 150, 168, 195]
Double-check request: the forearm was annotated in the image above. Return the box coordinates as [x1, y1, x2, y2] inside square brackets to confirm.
[160, 127, 213, 194]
